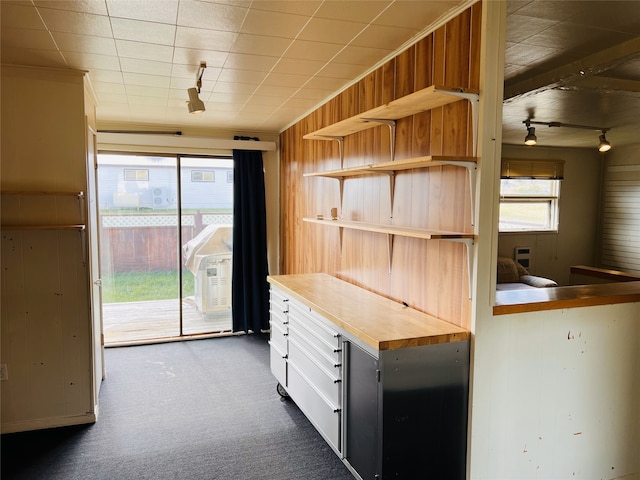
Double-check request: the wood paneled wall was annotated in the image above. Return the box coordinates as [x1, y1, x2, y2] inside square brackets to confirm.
[279, 4, 481, 329]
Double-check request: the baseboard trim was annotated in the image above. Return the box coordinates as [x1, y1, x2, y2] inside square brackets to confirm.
[1, 412, 96, 434]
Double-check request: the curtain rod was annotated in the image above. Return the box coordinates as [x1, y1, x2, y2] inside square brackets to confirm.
[98, 130, 183, 135]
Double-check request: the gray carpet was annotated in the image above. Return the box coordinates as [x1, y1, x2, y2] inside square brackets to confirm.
[1, 334, 355, 480]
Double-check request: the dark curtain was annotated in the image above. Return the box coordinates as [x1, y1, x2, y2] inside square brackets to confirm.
[232, 138, 269, 333]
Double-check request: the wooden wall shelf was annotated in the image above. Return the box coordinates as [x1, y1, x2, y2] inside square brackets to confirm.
[304, 156, 478, 224]
[303, 217, 474, 293]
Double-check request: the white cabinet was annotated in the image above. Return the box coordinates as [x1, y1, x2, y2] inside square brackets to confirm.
[268, 274, 471, 479]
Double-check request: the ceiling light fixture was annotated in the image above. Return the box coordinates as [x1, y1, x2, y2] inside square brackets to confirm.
[187, 62, 206, 114]
[598, 131, 611, 152]
[524, 120, 537, 146]
[522, 119, 612, 152]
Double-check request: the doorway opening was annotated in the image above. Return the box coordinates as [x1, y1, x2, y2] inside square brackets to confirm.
[96, 153, 234, 345]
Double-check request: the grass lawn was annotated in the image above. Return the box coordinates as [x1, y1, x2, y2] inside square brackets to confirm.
[102, 270, 195, 303]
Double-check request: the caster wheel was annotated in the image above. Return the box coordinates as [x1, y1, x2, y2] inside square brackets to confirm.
[276, 382, 290, 398]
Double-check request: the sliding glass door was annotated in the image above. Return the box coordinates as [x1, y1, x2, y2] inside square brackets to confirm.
[96, 153, 233, 345]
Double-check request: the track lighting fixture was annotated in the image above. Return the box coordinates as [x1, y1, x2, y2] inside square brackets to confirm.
[522, 119, 612, 152]
[598, 131, 611, 152]
[524, 120, 537, 146]
[187, 62, 206, 114]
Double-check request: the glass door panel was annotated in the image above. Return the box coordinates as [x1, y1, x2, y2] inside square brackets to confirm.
[180, 156, 234, 335]
[97, 154, 180, 344]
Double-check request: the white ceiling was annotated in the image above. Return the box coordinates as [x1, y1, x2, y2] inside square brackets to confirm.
[2, 0, 639, 149]
[1, 0, 469, 134]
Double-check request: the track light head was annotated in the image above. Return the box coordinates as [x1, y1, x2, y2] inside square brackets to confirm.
[187, 87, 205, 114]
[598, 131, 611, 152]
[524, 120, 537, 146]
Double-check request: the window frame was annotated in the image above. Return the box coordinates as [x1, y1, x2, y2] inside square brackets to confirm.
[499, 178, 561, 233]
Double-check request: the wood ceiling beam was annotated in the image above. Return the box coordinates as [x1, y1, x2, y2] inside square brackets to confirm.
[504, 35, 640, 102]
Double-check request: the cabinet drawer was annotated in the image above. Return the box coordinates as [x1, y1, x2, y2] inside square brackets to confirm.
[288, 322, 341, 375]
[288, 300, 341, 351]
[269, 320, 288, 354]
[288, 362, 341, 453]
[288, 336, 341, 408]
[269, 307, 288, 330]
[269, 342, 287, 388]
[269, 288, 289, 313]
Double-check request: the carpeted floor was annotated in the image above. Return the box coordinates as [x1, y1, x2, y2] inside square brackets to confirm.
[1, 334, 355, 480]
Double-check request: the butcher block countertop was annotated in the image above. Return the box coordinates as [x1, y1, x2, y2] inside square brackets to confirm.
[494, 281, 640, 315]
[267, 273, 469, 351]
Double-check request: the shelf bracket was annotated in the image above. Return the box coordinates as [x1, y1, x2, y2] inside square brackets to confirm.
[386, 233, 394, 274]
[441, 91, 480, 156]
[442, 237, 475, 299]
[387, 172, 396, 218]
[315, 135, 344, 168]
[439, 160, 477, 226]
[339, 226, 344, 257]
[362, 118, 396, 161]
[338, 177, 345, 214]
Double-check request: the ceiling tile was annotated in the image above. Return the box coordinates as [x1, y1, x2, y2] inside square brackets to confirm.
[230, 33, 292, 56]
[213, 82, 258, 94]
[93, 82, 126, 94]
[38, 8, 112, 36]
[172, 48, 229, 68]
[373, 1, 458, 30]
[253, 84, 299, 98]
[249, 1, 321, 16]
[89, 68, 124, 83]
[95, 92, 129, 104]
[314, 1, 390, 23]
[262, 72, 308, 88]
[351, 24, 418, 50]
[34, 1, 109, 15]
[505, 15, 558, 44]
[223, 53, 279, 72]
[54, 32, 118, 55]
[115, 39, 173, 62]
[2, 28, 57, 50]
[303, 75, 349, 91]
[245, 94, 290, 106]
[298, 17, 367, 44]
[110, 17, 176, 45]
[294, 86, 337, 101]
[271, 57, 325, 76]
[1, 2, 46, 30]
[283, 39, 342, 61]
[217, 68, 268, 85]
[63, 51, 121, 70]
[332, 45, 392, 67]
[177, 0, 247, 31]
[120, 57, 173, 76]
[316, 62, 368, 80]
[240, 9, 309, 38]
[123, 72, 171, 89]
[208, 92, 252, 104]
[106, 0, 179, 24]
[175, 26, 238, 52]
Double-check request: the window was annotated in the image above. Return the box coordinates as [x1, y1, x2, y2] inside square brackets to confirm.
[191, 170, 215, 182]
[124, 168, 149, 181]
[499, 179, 561, 232]
[227, 170, 233, 183]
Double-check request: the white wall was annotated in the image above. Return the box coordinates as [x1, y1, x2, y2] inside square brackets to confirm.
[471, 303, 640, 479]
[498, 145, 602, 285]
